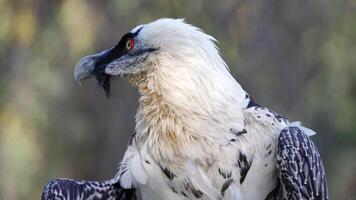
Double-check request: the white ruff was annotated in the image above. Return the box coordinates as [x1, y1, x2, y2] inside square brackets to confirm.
[132, 19, 248, 160]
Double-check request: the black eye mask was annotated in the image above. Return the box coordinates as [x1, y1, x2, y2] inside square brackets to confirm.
[93, 28, 143, 97]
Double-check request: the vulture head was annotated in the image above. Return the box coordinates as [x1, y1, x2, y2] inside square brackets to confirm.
[74, 18, 234, 98]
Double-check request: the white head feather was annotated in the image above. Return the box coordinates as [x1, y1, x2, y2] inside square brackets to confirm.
[124, 18, 248, 160]
[131, 18, 248, 110]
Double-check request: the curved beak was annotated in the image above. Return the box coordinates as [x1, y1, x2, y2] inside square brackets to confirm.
[73, 43, 124, 97]
[74, 44, 123, 83]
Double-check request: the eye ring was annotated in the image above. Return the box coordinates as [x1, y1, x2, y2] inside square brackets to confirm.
[126, 38, 135, 51]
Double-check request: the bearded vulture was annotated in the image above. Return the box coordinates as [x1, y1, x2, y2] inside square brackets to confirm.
[42, 18, 328, 200]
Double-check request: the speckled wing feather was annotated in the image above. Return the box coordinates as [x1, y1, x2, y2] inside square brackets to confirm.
[276, 126, 328, 200]
[41, 178, 137, 200]
[41, 133, 140, 200]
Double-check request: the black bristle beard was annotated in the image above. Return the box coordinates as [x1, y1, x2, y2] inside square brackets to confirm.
[95, 73, 112, 98]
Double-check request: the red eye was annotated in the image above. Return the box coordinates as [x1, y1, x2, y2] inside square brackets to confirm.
[126, 38, 135, 50]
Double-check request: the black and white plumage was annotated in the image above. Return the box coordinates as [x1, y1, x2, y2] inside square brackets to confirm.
[276, 127, 328, 199]
[42, 18, 328, 200]
[41, 178, 136, 200]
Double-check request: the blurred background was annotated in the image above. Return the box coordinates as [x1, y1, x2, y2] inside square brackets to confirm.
[0, 0, 355, 199]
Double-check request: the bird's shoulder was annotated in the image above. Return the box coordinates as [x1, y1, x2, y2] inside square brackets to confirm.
[245, 94, 287, 118]
[242, 96, 289, 139]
